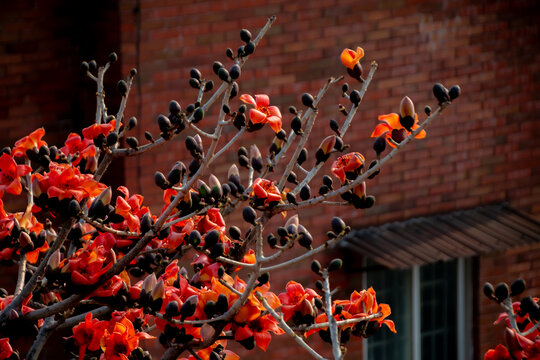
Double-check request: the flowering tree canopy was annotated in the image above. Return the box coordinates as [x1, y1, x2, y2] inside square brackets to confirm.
[0, 16, 473, 360]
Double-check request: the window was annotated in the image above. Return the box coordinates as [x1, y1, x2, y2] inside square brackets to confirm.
[364, 258, 473, 360]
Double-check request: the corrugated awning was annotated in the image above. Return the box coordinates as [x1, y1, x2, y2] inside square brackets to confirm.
[340, 204, 540, 269]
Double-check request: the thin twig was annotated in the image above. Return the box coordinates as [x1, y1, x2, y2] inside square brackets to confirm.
[322, 269, 341, 360]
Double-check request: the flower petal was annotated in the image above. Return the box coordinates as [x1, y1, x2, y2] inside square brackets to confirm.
[239, 94, 256, 107]
[254, 94, 270, 108]
[249, 109, 268, 124]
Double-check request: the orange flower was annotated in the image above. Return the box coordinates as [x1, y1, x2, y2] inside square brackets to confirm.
[331, 152, 365, 183]
[0, 338, 13, 360]
[60, 133, 96, 166]
[12, 128, 47, 158]
[82, 120, 117, 140]
[340, 47, 364, 70]
[72, 312, 108, 360]
[33, 163, 106, 202]
[252, 178, 281, 205]
[371, 113, 426, 148]
[239, 94, 282, 133]
[484, 344, 512, 360]
[234, 314, 284, 351]
[0, 153, 32, 196]
[100, 317, 153, 360]
[278, 281, 320, 322]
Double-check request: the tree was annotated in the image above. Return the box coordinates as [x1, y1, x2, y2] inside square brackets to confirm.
[0, 16, 465, 360]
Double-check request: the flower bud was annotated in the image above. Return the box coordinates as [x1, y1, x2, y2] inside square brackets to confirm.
[400, 96, 415, 119]
[291, 116, 302, 135]
[483, 282, 494, 298]
[126, 137, 139, 149]
[316, 136, 336, 164]
[151, 279, 165, 300]
[142, 273, 157, 294]
[165, 300, 180, 318]
[154, 171, 169, 189]
[494, 282, 509, 302]
[47, 249, 61, 270]
[257, 272, 269, 286]
[240, 29, 252, 43]
[229, 226, 242, 241]
[331, 217, 346, 234]
[117, 80, 128, 96]
[229, 64, 241, 80]
[169, 100, 182, 115]
[510, 279, 526, 297]
[244, 42, 255, 56]
[297, 148, 308, 166]
[157, 114, 172, 133]
[329, 119, 340, 134]
[299, 184, 311, 201]
[311, 260, 322, 275]
[449, 85, 461, 100]
[433, 83, 450, 104]
[328, 258, 343, 272]
[243, 206, 257, 225]
[180, 295, 198, 320]
[19, 232, 34, 253]
[301, 93, 315, 108]
[250, 145, 263, 172]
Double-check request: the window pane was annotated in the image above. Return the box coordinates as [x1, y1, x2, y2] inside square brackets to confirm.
[367, 267, 412, 360]
[420, 260, 457, 360]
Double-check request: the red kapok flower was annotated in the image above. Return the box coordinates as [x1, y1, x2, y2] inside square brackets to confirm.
[331, 152, 365, 183]
[252, 178, 281, 205]
[239, 94, 282, 133]
[82, 120, 117, 140]
[0, 153, 31, 196]
[340, 47, 364, 70]
[100, 317, 153, 360]
[12, 128, 47, 158]
[72, 312, 108, 360]
[234, 314, 285, 351]
[371, 113, 426, 148]
[60, 133, 96, 166]
[484, 344, 512, 360]
[278, 281, 320, 321]
[0, 337, 13, 360]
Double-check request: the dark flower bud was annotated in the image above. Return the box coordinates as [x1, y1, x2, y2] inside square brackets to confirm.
[331, 217, 346, 234]
[242, 206, 257, 225]
[229, 81, 239, 100]
[212, 61, 224, 75]
[287, 172, 298, 185]
[68, 199, 81, 217]
[224, 47, 233, 59]
[364, 195, 375, 208]
[204, 230, 220, 250]
[144, 131, 154, 143]
[334, 305, 343, 315]
[400, 115, 414, 132]
[483, 282, 494, 298]
[193, 108, 204, 124]
[342, 83, 349, 93]
[322, 175, 333, 188]
[433, 83, 450, 104]
[210, 243, 224, 258]
[520, 296, 539, 316]
[229, 64, 241, 80]
[180, 295, 197, 320]
[126, 136, 139, 149]
[314, 297, 323, 309]
[334, 136, 344, 151]
[233, 113, 246, 129]
[109, 52, 118, 63]
[494, 282, 509, 302]
[311, 260, 322, 275]
[154, 171, 169, 189]
[257, 272, 269, 286]
[80, 61, 89, 74]
[189, 78, 200, 89]
[286, 192, 297, 204]
[347, 62, 363, 81]
[167, 168, 181, 186]
[128, 117, 137, 130]
[243, 42, 255, 56]
[319, 185, 330, 195]
[267, 233, 277, 247]
[250, 145, 263, 172]
[106, 132, 118, 146]
[276, 129, 287, 140]
[301, 93, 315, 108]
[315, 280, 323, 292]
[165, 300, 180, 318]
[391, 128, 408, 144]
[229, 226, 242, 240]
[185, 104, 195, 113]
[328, 258, 343, 272]
[330, 119, 340, 134]
[373, 135, 386, 157]
[299, 185, 311, 201]
[117, 80, 128, 96]
[218, 67, 230, 82]
[204, 80, 214, 92]
[349, 90, 361, 106]
[190, 68, 201, 80]
[510, 279, 526, 297]
[130, 68, 137, 77]
[424, 105, 432, 115]
[19, 232, 34, 253]
[169, 101, 182, 117]
[188, 230, 202, 247]
[297, 148, 308, 166]
[238, 154, 249, 168]
[277, 226, 289, 239]
[188, 158, 201, 176]
[240, 29, 252, 43]
[238, 47, 245, 58]
[449, 85, 461, 100]
[140, 213, 152, 234]
[88, 60, 97, 71]
[157, 114, 172, 132]
[222, 104, 230, 115]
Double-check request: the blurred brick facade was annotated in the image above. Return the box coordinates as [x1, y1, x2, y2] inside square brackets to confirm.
[1, 0, 539, 358]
